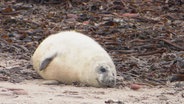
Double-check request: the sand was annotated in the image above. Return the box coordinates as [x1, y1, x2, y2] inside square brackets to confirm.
[0, 79, 183, 104]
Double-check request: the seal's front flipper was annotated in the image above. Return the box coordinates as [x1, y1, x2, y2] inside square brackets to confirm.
[42, 80, 60, 85]
[39, 53, 57, 71]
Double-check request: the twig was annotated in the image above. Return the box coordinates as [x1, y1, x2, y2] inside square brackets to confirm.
[159, 39, 184, 51]
[138, 48, 166, 56]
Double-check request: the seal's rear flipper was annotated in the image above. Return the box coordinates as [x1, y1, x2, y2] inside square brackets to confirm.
[39, 53, 57, 71]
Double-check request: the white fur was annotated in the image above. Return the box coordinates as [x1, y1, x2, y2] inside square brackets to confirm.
[32, 31, 116, 87]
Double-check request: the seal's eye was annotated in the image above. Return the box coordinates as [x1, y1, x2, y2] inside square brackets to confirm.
[100, 67, 107, 73]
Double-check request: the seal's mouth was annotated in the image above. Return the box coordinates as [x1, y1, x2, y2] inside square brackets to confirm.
[97, 77, 116, 87]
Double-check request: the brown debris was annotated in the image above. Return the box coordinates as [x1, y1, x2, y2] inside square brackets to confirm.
[105, 99, 124, 104]
[8, 88, 28, 95]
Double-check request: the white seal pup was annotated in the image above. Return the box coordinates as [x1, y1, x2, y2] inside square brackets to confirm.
[32, 31, 116, 87]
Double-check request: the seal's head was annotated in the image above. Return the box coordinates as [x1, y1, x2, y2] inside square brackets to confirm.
[95, 63, 116, 87]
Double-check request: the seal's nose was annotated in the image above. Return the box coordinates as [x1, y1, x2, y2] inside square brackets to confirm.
[107, 77, 116, 87]
[98, 73, 116, 87]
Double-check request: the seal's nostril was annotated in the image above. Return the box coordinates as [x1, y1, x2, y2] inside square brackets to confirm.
[112, 73, 115, 76]
[109, 77, 115, 84]
[112, 79, 115, 84]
